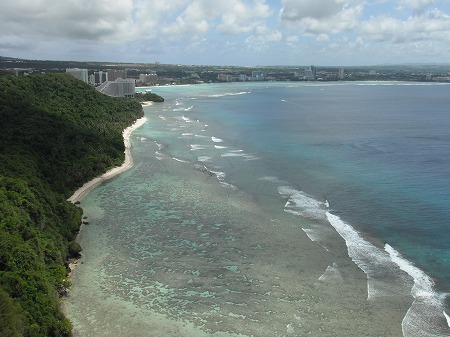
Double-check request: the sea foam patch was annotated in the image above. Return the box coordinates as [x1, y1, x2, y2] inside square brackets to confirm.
[172, 157, 190, 163]
[385, 244, 450, 337]
[278, 186, 327, 220]
[173, 106, 194, 112]
[208, 91, 250, 98]
[190, 144, 212, 151]
[221, 152, 246, 157]
[197, 156, 212, 163]
[326, 212, 413, 301]
[444, 311, 450, 327]
[317, 263, 343, 283]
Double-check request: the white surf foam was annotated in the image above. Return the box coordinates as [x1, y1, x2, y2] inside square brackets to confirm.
[208, 91, 250, 98]
[221, 152, 246, 157]
[385, 244, 450, 337]
[326, 212, 414, 300]
[302, 228, 322, 242]
[243, 155, 260, 161]
[173, 106, 194, 112]
[280, 186, 402, 295]
[190, 144, 211, 151]
[210, 170, 226, 180]
[317, 263, 343, 283]
[278, 186, 327, 220]
[444, 311, 450, 327]
[211, 136, 224, 143]
[182, 114, 194, 122]
[197, 156, 212, 162]
[172, 157, 190, 163]
[214, 145, 228, 149]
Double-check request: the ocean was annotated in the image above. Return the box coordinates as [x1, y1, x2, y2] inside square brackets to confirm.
[64, 82, 450, 336]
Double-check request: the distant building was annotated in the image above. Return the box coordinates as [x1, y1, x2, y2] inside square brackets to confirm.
[339, 68, 345, 80]
[94, 71, 108, 85]
[66, 68, 88, 83]
[239, 74, 247, 81]
[305, 69, 314, 80]
[306, 65, 317, 80]
[107, 69, 127, 81]
[251, 71, 265, 80]
[96, 78, 135, 98]
[218, 73, 233, 81]
[139, 73, 158, 84]
[13, 68, 32, 76]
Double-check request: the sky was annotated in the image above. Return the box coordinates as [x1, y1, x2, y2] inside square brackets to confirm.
[1, 0, 450, 66]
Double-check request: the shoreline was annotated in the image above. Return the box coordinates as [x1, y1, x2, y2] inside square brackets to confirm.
[64, 116, 147, 278]
[67, 116, 148, 204]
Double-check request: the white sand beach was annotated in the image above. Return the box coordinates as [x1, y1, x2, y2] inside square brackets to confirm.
[67, 116, 147, 203]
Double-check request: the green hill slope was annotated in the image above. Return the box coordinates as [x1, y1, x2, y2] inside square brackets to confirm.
[0, 73, 143, 336]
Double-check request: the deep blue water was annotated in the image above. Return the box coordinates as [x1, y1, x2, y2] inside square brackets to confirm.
[135, 82, 450, 334]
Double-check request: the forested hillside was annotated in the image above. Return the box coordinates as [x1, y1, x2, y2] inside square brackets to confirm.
[0, 73, 143, 336]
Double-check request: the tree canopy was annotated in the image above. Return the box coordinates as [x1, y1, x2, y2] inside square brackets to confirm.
[0, 73, 144, 336]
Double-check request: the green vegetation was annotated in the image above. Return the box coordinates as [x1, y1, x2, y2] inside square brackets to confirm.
[134, 91, 164, 103]
[0, 73, 143, 336]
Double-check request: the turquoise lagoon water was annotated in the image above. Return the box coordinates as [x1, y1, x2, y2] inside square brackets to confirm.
[65, 82, 450, 336]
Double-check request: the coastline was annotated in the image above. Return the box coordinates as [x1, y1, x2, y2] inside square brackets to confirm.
[68, 116, 148, 203]
[62, 83, 450, 336]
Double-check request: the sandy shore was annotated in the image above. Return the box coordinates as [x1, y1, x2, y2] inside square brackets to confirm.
[67, 116, 147, 203]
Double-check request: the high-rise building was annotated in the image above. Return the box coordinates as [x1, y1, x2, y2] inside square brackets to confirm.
[107, 69, 127, 81]
[96, 78, 135, 98]
[139, 73, 158, 84]
[338, 68, 344, 80]
[94, 71, 108, 85]
[66, 68, 88, 83]
[217, 73, 233, 82]
[310, 65, 317, 79]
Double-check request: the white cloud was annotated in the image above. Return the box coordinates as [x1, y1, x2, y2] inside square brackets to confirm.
[0, 0, 134, 41]
[132, 0, 190, 34]
[280, 0, 344, 21]
[316, 34, 330, 42]
[218, 0, 272, 35]
[398, 0, 437, 12]
[147, 0, 272, 38]
[0, 0, 449, 65]
[280, 0, 363, 35]
[244, 25, 282, 54]
[362, 8, 450, 43]
[286, 35, 300, 43]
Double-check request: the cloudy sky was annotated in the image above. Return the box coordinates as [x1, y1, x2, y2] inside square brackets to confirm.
[1, 0, 450, 66]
